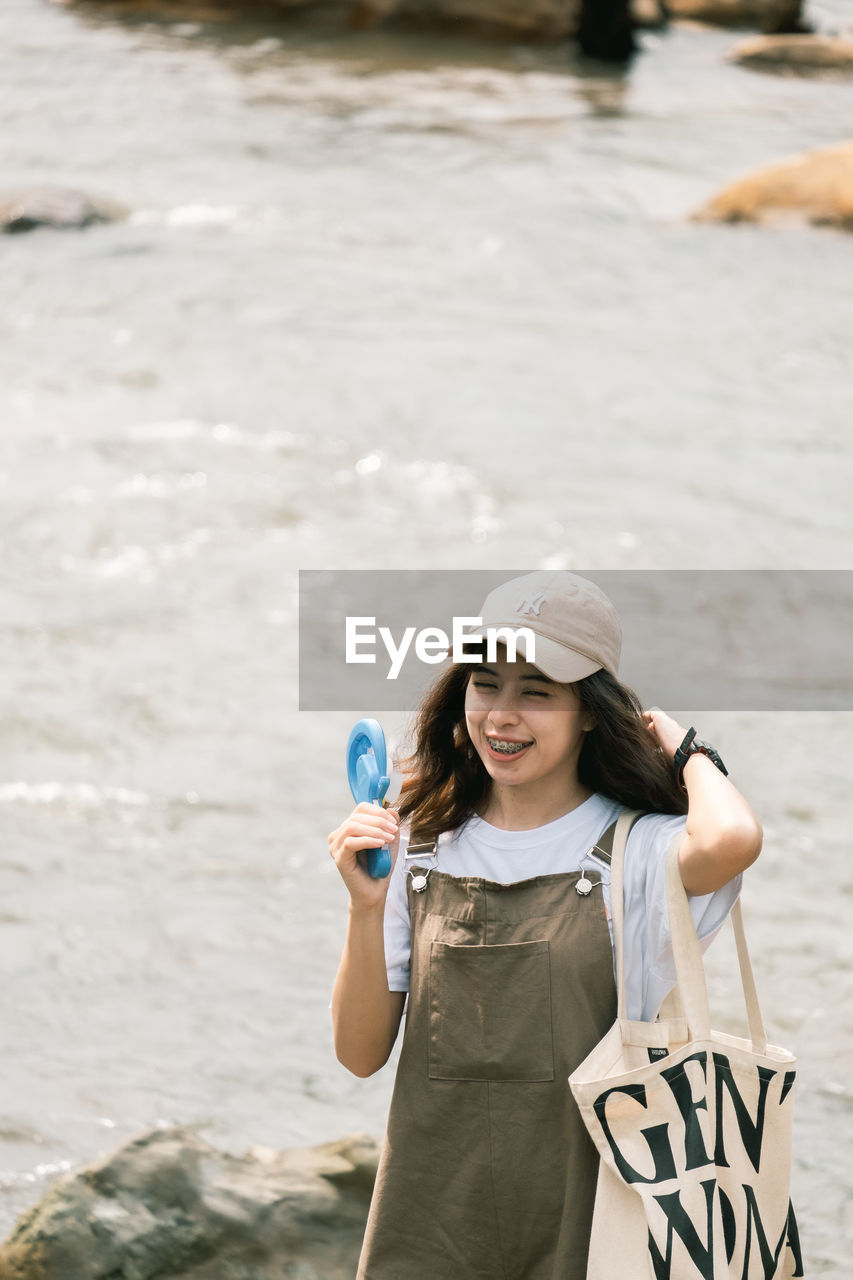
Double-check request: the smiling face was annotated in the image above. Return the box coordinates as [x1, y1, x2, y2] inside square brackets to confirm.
[463, 651, 596, 818]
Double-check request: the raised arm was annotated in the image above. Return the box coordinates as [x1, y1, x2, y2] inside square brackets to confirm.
[329, 802, 406, 1077]
[643, 709, 762, 896]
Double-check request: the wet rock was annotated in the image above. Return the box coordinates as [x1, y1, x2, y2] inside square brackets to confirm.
[666, 0, 802, 33]
[353, 0, 579, 37]
[77, 0, 636, 56]
[0, 1127, 380, 1279]
[694, 141, 853, 231]
[0, 187, 125, 234]
[731, 33, 853, 73]
[353, 0, 637, 56]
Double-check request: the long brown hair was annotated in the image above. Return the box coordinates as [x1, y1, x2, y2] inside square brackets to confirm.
[397, 660, 687, 841]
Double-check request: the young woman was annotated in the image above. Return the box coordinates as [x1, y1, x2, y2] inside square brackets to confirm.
[329, 571, 761, 1280]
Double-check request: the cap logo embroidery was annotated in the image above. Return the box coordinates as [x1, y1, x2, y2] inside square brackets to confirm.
[517, 591, 546, 617]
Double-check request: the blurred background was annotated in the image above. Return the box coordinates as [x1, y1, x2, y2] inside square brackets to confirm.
[1, 0, 851, 1271]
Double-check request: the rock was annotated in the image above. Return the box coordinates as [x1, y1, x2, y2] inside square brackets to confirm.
[666, 0, 802, 33]
[356, 0, 581, 37]
[0, 187, 125, 234]
[75, 0, 636, 56]
[694, 140, 853, 231]
[0, 1127, 380, 1280]
[731, 33, 853, 73]
[355, 0, 637, 56]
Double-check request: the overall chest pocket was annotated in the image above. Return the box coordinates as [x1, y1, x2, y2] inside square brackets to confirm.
[428, 939, 555, 1082]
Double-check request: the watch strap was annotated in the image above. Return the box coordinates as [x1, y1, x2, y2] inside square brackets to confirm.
[673, 726, 728, 788]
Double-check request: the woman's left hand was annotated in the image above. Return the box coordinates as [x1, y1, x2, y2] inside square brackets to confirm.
[642, 707, 688, 764]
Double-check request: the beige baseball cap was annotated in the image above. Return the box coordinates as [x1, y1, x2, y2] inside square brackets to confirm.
[469, 571, 621, 682]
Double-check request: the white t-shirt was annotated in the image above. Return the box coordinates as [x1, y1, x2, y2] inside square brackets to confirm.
[384, 792, 741, 1023]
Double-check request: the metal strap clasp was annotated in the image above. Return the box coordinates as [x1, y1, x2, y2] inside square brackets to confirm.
[575, 843, 611, 897]
[405, 838, 438, 893]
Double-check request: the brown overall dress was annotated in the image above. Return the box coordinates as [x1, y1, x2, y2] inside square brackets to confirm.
[357, 820, 622, 1280]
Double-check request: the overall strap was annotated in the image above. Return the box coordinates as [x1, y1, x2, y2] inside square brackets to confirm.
[404, 834, 439, 891]
[589, 819, 618, 864]
[406, 836, 438, 857]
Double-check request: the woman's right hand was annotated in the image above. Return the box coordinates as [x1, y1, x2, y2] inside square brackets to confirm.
[328, 802, 401, 910]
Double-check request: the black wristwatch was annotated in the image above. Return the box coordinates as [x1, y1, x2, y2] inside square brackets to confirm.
[672, 727, 728, 789]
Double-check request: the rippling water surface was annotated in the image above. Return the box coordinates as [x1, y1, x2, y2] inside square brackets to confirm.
[1, 0, 852, 1271]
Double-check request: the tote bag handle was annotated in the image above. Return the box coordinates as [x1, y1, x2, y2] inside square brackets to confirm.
[610, 808, 642, 1026]
[611, 812, 767, 1052]
[665, 839, 767, 1051]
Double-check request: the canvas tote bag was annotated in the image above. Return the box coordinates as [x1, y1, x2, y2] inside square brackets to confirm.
[570, 810, 804, 1279]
